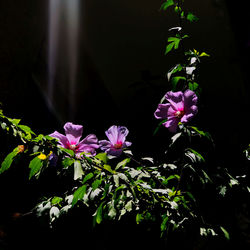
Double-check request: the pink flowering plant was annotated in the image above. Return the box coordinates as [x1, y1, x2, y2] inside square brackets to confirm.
[154, 90, 198, 132]
[50, 122, 99, 156]
[99, 125, 132, 157]
[0, 0, 249, 247]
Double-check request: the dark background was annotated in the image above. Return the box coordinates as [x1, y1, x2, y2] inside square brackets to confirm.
[0, 0, 249, 249]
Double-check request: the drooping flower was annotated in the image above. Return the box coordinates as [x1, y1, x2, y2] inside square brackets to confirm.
[99, 125, 132, 157]
[50, 122, 99, 155]
[154, 89, 198, 132]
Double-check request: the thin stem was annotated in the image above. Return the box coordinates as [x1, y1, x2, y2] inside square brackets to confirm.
[176, 0, 189, 90]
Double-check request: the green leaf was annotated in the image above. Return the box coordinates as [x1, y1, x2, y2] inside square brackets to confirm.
[108, 205, 117, 219]
[153, 119, 167, 136]
[72, 185, 87, 207]
[186, 12, 199, 22]
[32, 134, 44, 143]
[168, 37, 180, 49]
[96, 202, 104, 224]
[115, 158, 131, 170]
[188, 82, 199, 91]
[169, 132, 182, 147]
[164, 174, 180, 185]
[165, 42, 175, 55]
[29, 156, 43, 179]
[1, 122, 7, 130]
[62, 158, 74, 168]
[199, 52, 210, 57]
[186, 191, 196, 202]
[136, 213, 143, 224]
[218, 185, 227, 196]
[92, 179, 102, 191]
[160, 0, 174, 11]
[74, 160, 84, 180]
[18, 125, 35, 135]
[167, 64, 183, 81]
[103, 164, 115, 173]
[60, 147, 75, 157]
[51, 196, 63, 206]
[82, 172, 94, 184]
[190, 126, 213, 142]
[220, 226, 230, 240]
[161, 215, 169, 232]
[186, 148, 205, 162]
[95, 152, 108, 164]
[201, 169, 212, 183]
[125, 200, 133, 212]
[8, 118, 21, 125]
[0, 147, 19, 174]
[171, 76, 186, 90]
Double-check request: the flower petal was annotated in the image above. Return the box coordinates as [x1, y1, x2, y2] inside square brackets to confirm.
[183, 89, 198, 108]
[123, 141, 132, 148]
[181, 105, 198, 123]
[154, 103, 172, 119]
[64, 122, 83, 144]
[105, 125, 119, 145]
[99, 140, 112, 151]
[117, 126, 129, 143]
[49, 131, 68, 148]
[165, 91, 184, 110]
[163, 117, 179, 133]
[99, 140, 123, 156]
[78, 134, 99, 155]
[107, 148, 123, 157]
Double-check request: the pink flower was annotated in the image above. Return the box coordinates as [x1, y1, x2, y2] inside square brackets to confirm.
[50, 122, 99, 155]
[154, 90, 198, 132]
[99, 125, 132, 157]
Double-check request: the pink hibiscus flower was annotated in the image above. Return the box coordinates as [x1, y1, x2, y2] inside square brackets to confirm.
[50, 122, 99, 155]
[99, 125, 132, 157]
[154, 90, 198, 132]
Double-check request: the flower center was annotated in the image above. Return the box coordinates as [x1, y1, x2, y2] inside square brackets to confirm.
[175, 110, 185, 118]
[69, 144, 77, 150]
[114, 142, 123, 149]
[66, 142, 79, 152]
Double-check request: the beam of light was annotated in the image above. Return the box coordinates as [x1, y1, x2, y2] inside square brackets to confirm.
[48, 0, 62, 106]
[48, 0, 80, 119]
[65, 0, 80, 120]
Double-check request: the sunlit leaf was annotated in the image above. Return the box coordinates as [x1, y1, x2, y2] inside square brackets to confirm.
[92, 179, 102, 191]
[29, 156, 43, 179]
[72, 185, 87, 207]
[220, 226, 230, 240]
[218, 185, 227, 196]
[62, 158, 74, 168]
[74, 160, 84, 180]
[60, 147, 75, 157]
[199, 52, 210, 57]
[169, 132, 182, 147]
[18, 125, 36, 135]
[161, 215, 169, 232]
[160, 0, 174, 11]
[95, 152, 108, 164]
[165, 42, 175, 55]
[0, 147, 19, 174]
[168, 36, 180, 49]
[186, 12, 199, 22]
[49, 206, 60, 222]
[96, 202, 104, 224]
[115, 158, 130, 170]
[104, 164, 115, 173]
[51, 196, 63, 206]
[82, 172, 94, 184]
